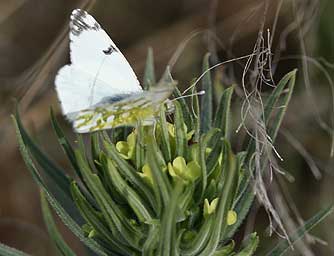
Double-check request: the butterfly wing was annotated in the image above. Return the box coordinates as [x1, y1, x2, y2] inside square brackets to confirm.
[55, 9, 142, 117]
[73, 85, 174, 133]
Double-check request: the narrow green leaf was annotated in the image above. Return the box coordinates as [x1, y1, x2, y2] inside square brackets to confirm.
[213, 86, 234, 138]
[266, 205, 334, 256]
[147, 135, 171, 210]
[225, 153, 252, 239]
[159, 183, 183, 256]
[174, 101, 187, 158]
[246, 69, 297, 161]
[263, 70, 297, 122]
[109, 128, 123, 144]
[90, 133, 108, 192]
[13, 115, 110, 256]
[178, 184, 195, 217]
[200, 53, 213, 134]
[91, 133, 101, 168]
[149, 127, 167, 169]
[75, 150, 143, 250]
[40, 191, 76, 256]
[235, 233, 259, 256]
[219, 142, 240, 239]
[197, 128, 221, 202]
[51, 117, 97, 213]
[159, 107, 172, 162]
[180, 217, 214, 255]
[0, 243, 30, 256]
[135, 123, 145, 169]
[191, 88, 201, 142]
[143, 47, 156, 90]
[142, 224, 160, 256]
[103, 138, 157, 212]
[70, 182, 135, 255]
[225, 183, 254, 240]
[206, 138, 223, 177]
[200, 142, 239, 255]
[106, 159, 154, 222]
[12, 116, 113, 252]
[268, 70, 296, 142]
[13, 112, 83, 221]
[213, 241, 235, 256]
[50, 108, 81, 179]
[13, 117, 108, 256]
[230, 71, 297, 240]
[16, 110, 73, 203]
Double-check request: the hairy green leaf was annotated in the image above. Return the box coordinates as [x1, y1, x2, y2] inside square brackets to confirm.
[235, 233, 259, 256]
[40, 191, 76, 256]
[200, 53, 213, 134]
[213, 86, 234, 138]
[13, 116, 110, 256]
[173, 101, 187, 158]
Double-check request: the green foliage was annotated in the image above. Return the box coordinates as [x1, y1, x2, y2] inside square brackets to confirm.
[0, 243, 29, 256]
[266, 205, 334, 256]
[226, 70, 298, 241]
[41, 191, 76, 256]
[200, 53, 213, 134]
[5, 52, 332, 256]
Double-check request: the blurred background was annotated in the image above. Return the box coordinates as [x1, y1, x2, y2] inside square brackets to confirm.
[0, 0, 333, 255]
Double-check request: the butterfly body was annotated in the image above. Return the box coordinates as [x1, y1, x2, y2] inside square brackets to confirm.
[55, 9, 173, 133]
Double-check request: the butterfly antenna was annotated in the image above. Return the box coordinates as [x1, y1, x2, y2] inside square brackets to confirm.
[171, 90, 206, 102]
[182, 52, 268, 95]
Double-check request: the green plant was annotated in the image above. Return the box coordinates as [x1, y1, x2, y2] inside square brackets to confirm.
[3, 52, 333, 256]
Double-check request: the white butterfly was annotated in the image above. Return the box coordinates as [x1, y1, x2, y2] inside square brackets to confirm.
[55, 9, 174, 133]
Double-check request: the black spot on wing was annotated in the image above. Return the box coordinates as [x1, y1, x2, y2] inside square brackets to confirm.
[70, 9, 100, 36]
[103, 45, 118, 55]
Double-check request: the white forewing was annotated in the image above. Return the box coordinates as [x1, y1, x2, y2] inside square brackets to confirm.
[55, 9, 142, 118]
